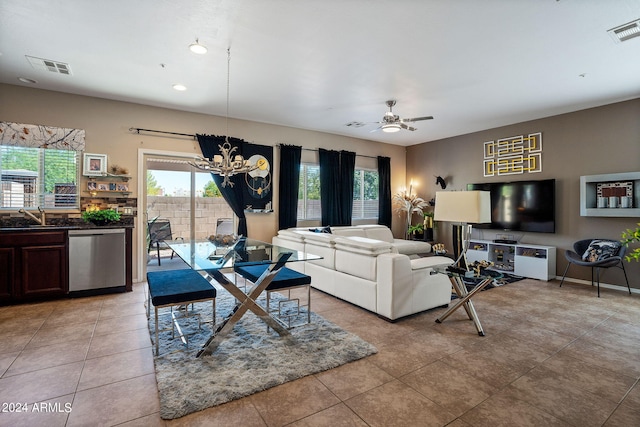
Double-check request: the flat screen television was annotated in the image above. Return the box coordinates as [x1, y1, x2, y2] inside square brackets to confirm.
[467, 179, 556, 233]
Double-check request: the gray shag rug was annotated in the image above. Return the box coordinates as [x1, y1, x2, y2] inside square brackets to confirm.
[149, 289, 377, 420]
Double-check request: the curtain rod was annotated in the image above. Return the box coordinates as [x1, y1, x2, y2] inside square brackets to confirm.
[130, 127, 378, 159]
[279, 144, 378, 160]
[129, 127, 196, 139]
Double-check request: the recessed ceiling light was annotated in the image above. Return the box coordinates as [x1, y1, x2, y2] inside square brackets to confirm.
[173, 84, 187, 91]
[18, 77, 37, 84]
[189, 39, 208, 54]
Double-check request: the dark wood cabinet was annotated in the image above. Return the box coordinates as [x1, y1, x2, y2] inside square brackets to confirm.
[0, 231, 68, 304]
[0, 248, 14, 301]
[21, 244, 67, 298]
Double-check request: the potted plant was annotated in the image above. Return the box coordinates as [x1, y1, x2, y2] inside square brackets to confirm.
[82, 208, 121, 226]
[621, 223, 640, 262]
[393, 190, 429, 240]
[408, 223, 424, 240]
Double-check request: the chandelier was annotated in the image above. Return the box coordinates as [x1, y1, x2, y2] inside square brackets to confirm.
[191, 47, 257, 187]
[191, 141, 257, 187]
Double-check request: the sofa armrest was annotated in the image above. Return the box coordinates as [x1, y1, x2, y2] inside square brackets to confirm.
[376, 253, 413, 320]
[377, 254, 454, 320]
[392, 239, 433, 256]
[410, 256, 453, 270]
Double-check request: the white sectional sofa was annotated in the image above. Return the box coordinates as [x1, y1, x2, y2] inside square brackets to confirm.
[273, 225, 454, 321]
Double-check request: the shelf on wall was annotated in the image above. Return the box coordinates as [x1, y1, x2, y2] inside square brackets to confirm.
[84, 191, 131, 195]
[580, 172, 640, 217]
[86, 174, 131, 181]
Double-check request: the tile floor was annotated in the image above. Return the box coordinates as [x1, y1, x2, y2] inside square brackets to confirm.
[1, 277, 639, 426]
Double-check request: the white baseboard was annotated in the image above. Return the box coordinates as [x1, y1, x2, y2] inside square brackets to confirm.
[558, 277, 638, 294]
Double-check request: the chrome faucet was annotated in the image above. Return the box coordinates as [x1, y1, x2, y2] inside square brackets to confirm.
[18, 207, 46, 225]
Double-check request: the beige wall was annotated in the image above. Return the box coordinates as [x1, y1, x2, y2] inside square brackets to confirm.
[146, 196, 234, 240]
[406, 98, 640, 290]
[0, 84, 407, 282]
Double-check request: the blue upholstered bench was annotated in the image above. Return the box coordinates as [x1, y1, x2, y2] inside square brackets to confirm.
[234, 264, 311, 328]
[147, 269, 216, 356]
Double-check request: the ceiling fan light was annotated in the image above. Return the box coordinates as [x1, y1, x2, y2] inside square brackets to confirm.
[189, 39, 208, 54]
[382, 123, 401, 133]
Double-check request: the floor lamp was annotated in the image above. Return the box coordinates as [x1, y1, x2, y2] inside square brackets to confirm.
[434, 191, 491, 270]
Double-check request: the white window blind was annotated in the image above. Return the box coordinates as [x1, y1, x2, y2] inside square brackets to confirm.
[1, 145, 80, 209]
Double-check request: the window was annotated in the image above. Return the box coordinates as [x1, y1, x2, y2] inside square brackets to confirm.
[298, 164, 321, 220]
[297, 163, 379, 221]
[353, 168, 379, 219]
[0, 145, 80, 209]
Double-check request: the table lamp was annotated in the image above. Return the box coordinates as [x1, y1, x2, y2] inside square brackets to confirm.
[434, 191, 491, 270]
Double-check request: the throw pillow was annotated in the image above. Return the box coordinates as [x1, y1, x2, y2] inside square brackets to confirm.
[581, 240, 621, 262]
[308, 226, 332, 234]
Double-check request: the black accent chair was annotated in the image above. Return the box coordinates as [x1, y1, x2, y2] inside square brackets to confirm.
[147, 219, 180, 266]
[560, 238, 631, 297]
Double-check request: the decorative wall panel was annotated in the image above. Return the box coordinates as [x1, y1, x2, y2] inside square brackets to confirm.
[483, 132, 542, 177]
[0, 122, 85, 151]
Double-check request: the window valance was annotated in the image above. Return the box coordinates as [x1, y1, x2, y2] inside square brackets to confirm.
[0, 122, 85, 151]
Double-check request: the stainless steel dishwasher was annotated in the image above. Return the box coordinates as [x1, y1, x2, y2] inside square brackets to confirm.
[68, 228, 126, 292]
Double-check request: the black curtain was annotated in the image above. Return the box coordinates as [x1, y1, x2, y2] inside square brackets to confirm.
[318, 148, 342, 226]
[339, 150, 356, 225]
[278, 144, 301, 230]
[196, 134, 248, 237]
[377, 156, 392, 227]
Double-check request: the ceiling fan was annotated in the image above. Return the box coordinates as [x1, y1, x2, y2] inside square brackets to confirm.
[368, 100, 433, 133]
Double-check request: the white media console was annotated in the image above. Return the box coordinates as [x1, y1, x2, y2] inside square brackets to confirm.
[466, 239, 556, 281]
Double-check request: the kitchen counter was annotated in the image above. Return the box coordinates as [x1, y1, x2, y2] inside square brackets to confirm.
[0, 216, 134, 232]
[0, 224, 134, 232]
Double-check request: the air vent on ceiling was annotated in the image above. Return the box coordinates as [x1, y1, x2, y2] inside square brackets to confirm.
[607, 19, 640, 43]
[26, 55, 72, 75]
[345, 121, 366, 128]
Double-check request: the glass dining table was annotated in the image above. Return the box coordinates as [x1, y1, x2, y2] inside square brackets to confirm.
[167, 237, 321, 357]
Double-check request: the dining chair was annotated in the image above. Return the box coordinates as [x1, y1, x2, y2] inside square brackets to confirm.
[147, 219, 178, 266]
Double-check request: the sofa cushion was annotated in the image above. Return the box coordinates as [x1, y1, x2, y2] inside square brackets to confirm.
[306, 243, 336, 270]
[276, 229, 306, 244]
[301, 231, 336, 247]
[335, 250, 378, 282]
[332, 227, 367, 238]
[334, 236, 392, 256]
[360, 225, 395, 243]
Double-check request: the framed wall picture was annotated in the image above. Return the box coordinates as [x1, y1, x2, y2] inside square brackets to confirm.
[83, 153, 107, 176]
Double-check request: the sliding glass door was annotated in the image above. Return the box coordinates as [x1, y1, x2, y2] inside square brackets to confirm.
[143, 153, 234, 270]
